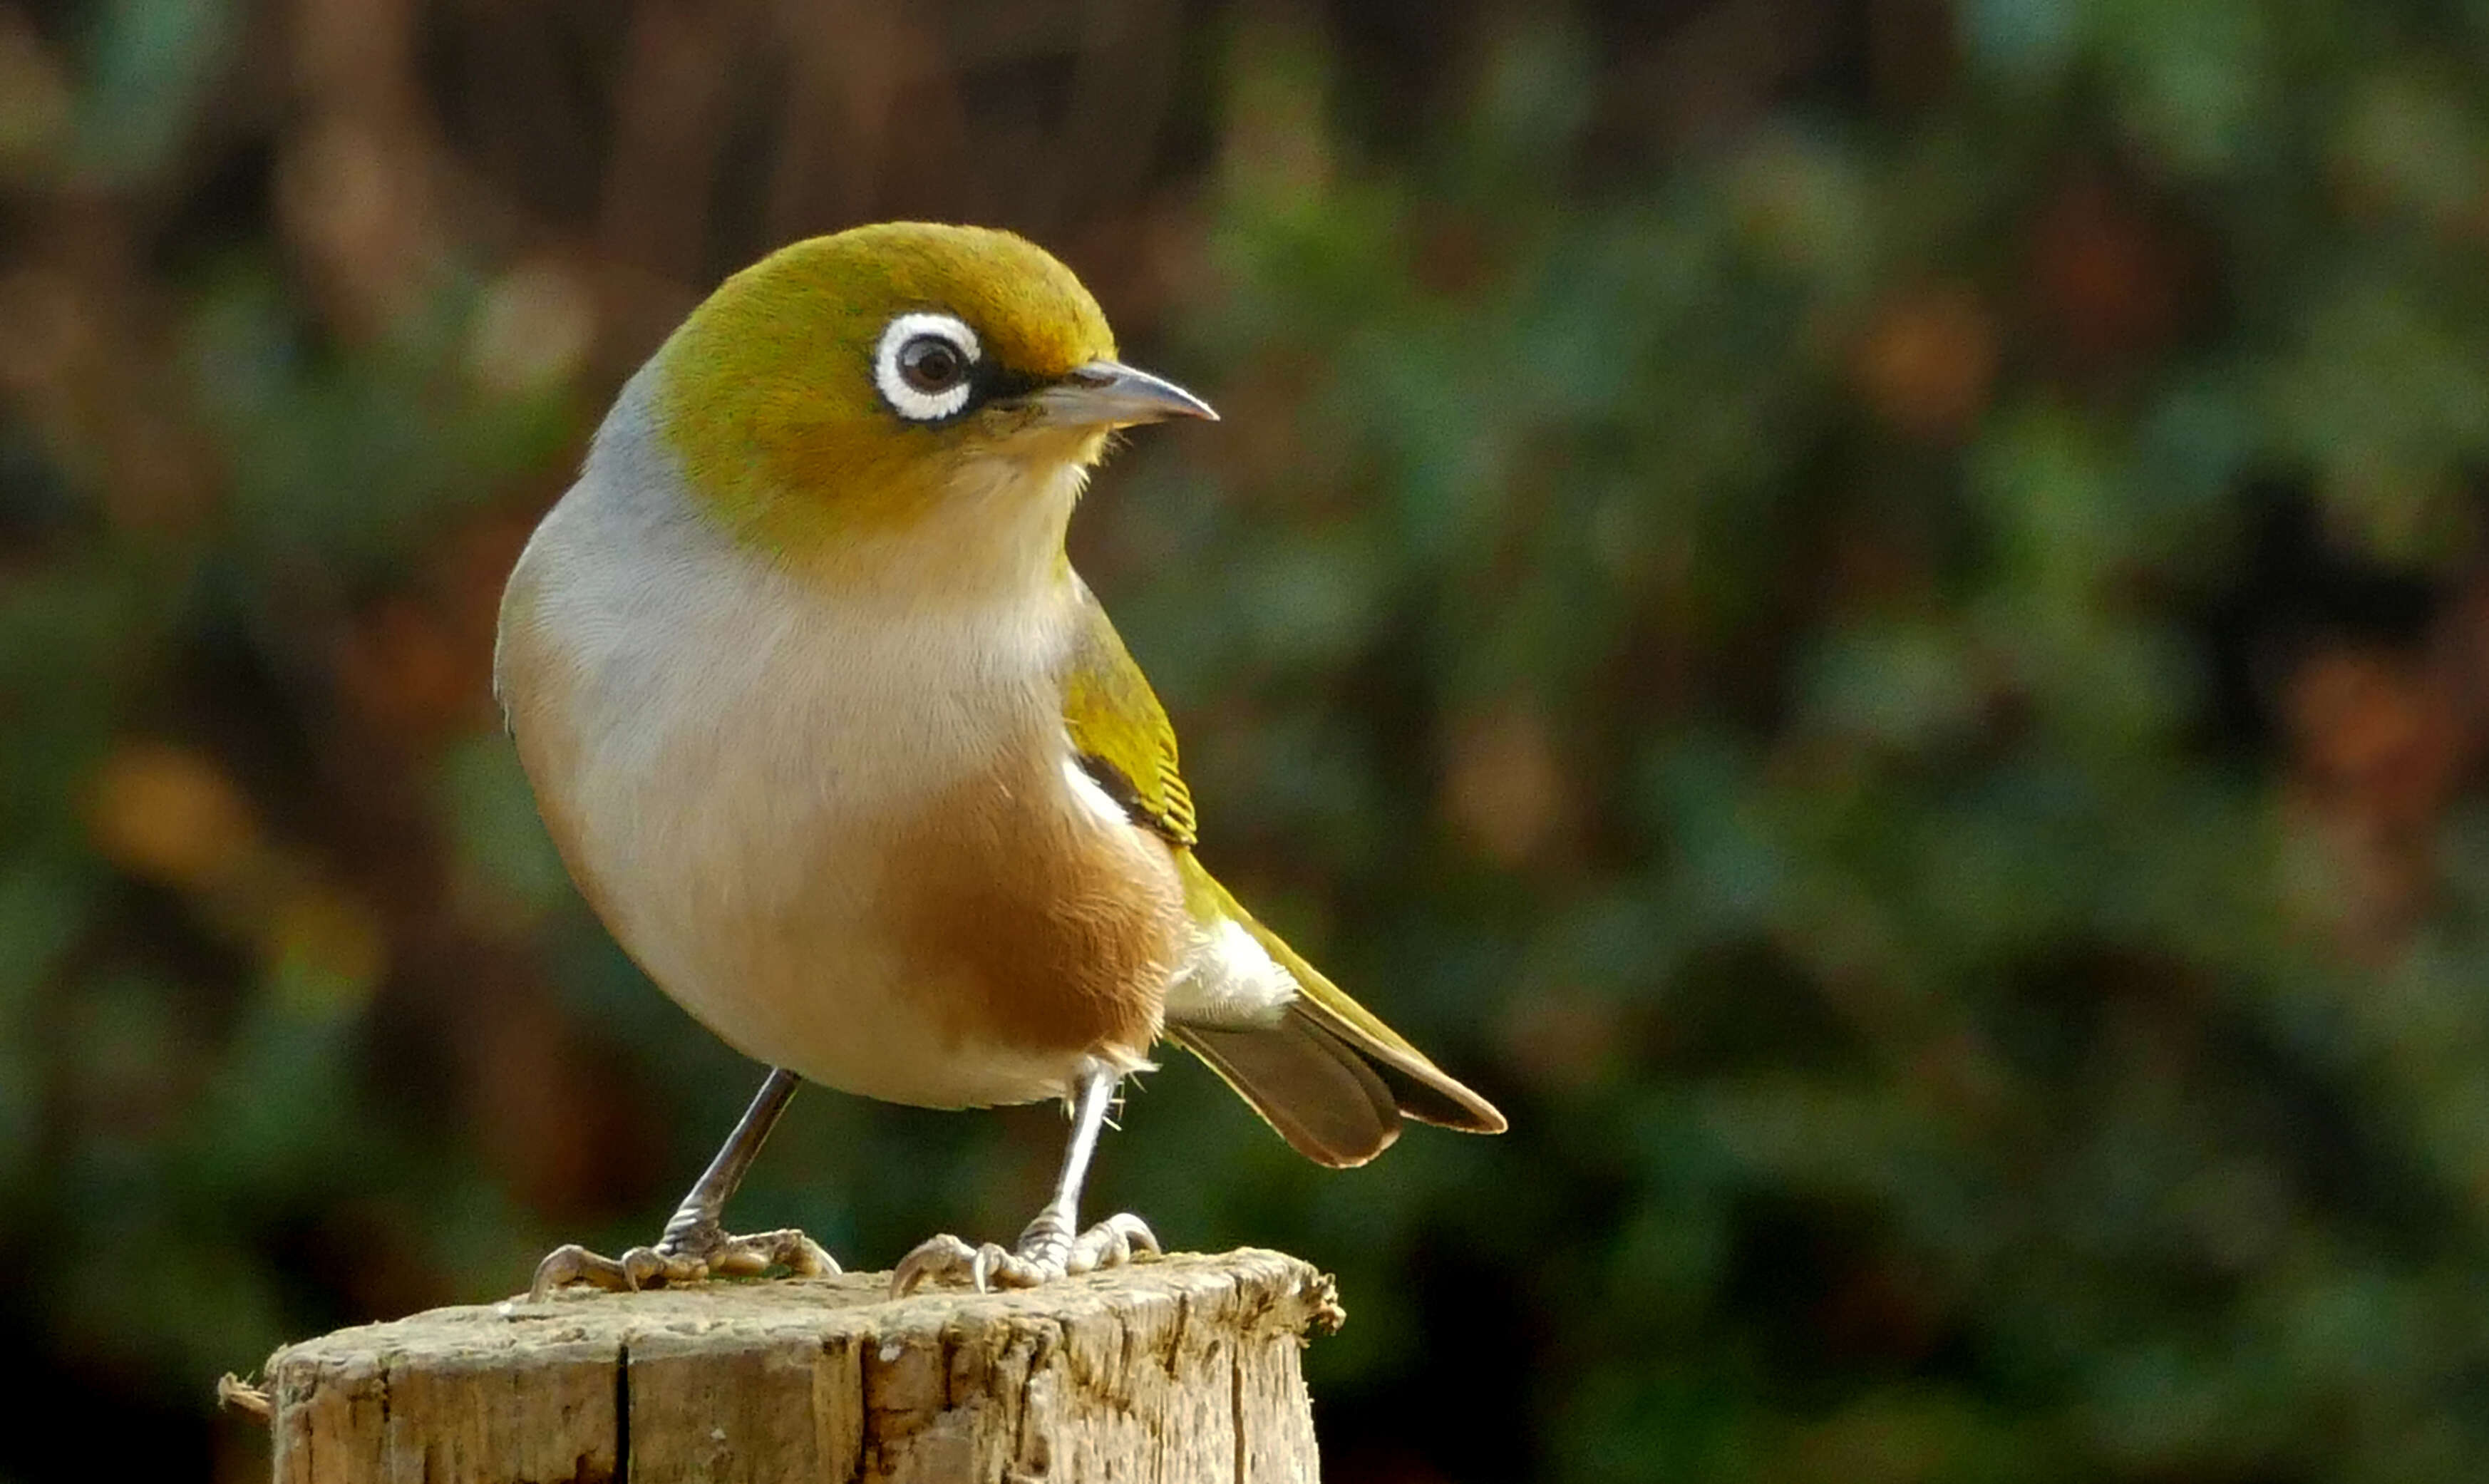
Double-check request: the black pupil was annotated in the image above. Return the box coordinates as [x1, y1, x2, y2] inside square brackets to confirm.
[900, 336, 964, 392]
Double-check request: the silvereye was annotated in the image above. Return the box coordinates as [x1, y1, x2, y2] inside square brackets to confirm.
[496, 222, 1504, 1298]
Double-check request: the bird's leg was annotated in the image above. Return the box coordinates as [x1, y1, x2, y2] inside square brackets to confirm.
[891, 1060, 1160, 1297]
[530, 1067, 838, 1299]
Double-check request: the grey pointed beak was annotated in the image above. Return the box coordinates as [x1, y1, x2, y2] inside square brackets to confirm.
[1036, 360, 1218, 427]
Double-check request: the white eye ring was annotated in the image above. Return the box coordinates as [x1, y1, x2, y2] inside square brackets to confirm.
[874, 311, 981, 422]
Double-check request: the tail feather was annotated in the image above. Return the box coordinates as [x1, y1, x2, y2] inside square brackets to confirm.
[1283, 977, 1508, 1135]
[1173, 1011, 1401, 1168]
[1170, 856, 1508, 1164]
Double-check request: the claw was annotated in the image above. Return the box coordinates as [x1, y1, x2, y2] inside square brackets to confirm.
[1069, 1212, 1160, 1275]
[890, 1213, 1160, 1298]
[529, 1244, 635, 1300]
[889, 1234, 996, 1298]
[529, 1225, 837, 1302]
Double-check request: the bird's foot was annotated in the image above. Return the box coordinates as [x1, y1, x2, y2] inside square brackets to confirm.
[890, 1210, 1158, 1297]
[528, 1220, 837, 1301]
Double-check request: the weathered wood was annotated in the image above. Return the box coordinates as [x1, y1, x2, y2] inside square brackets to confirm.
[266, 1248, 1341, 1483]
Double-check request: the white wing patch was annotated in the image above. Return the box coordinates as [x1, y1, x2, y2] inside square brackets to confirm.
[1063, 755, 1133, 830]
[1164, 916, 1299, 1029]
[1054, 737, 1293, 1029]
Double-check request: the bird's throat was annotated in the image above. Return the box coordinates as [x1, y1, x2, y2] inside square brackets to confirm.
[720, 448, 1090, 606]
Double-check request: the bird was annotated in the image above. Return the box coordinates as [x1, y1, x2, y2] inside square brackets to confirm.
[495, 222, 1505, 1299]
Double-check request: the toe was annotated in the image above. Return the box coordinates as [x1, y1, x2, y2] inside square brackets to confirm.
[529, 1244, 635, 1301]
[708, 1245, 771, 1279]
[783, 1231, 841, 1277]
[891, 1234, 979, 1298]
[620, 1245, 694, 1289]
[533, 1225, 840, 1298]
[709, 1227, 840, 1279]
[891, 1216, 1155, 1296]
[977, 1242, 1051, 1291]
[1066, 1214, 1160, 1277]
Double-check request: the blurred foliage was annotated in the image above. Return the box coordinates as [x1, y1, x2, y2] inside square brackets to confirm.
[7, 0, 2489, 1480]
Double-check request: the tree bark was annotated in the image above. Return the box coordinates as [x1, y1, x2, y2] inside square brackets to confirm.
[265, 1247, 1341, 1483]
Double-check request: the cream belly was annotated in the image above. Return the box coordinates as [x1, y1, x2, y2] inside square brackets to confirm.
[495, 391, 1185, 1108]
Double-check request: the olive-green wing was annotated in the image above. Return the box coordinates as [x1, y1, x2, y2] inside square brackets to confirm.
[1169, 853, 1508, 1168]
[1061, 582, 1197, 848]
[1062, 583, 1505, 1165]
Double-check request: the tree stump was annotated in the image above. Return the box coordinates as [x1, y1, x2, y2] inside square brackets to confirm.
[261, 1247, 1341, 1483]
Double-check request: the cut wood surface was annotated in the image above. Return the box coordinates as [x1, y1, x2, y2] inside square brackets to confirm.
[265, 1247, 1341, 1484]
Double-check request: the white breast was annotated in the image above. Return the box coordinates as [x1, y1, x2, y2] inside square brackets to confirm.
[495, 377, 1158, 1106]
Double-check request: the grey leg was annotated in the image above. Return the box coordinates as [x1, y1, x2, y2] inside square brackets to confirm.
[530, 1068, 838, 1299]
[891, 1060, 1160, 1297]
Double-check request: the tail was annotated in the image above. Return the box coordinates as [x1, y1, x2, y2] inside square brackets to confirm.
[1168, 866, 1506, 1169]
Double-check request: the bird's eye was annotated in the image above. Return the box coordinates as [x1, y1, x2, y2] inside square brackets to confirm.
[898, 336, 964, 393]
[874, 311, 982, 423]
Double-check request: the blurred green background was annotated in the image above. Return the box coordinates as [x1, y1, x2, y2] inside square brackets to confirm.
[8, 0, 2489, 1478]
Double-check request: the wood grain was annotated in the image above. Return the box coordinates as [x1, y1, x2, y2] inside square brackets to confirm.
[267, 1248, 1340, 1483]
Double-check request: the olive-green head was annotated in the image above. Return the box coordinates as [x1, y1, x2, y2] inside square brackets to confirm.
[647, 222, 1212, 566]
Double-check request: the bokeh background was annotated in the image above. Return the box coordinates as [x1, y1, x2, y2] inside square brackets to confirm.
[9, 0, 2489, 1478]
